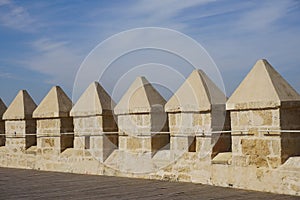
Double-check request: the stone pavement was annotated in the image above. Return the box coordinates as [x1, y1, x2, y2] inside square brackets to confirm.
[0, 168, 298, 200]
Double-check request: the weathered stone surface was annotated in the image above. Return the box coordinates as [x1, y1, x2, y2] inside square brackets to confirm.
[70, 82, 115, 117]
[70, 82, 118, 162]
[72, 116, 117, 156]
[166, 70, 230, 159]
[33, 86, 72, 118]
[228, 59, 300, 168]
[115, 76, 166, 114]
[115, 77, 169, 153]
[1, 63, 300, 197]
[34, 86, 74, 154]
[36, 118, 74, 154]
[37, 118, 73, 134]
[2, 91, 37, 151]
[1, 136, 296, 197]
[170, 136, 195, 154]
[166, 69, 226, 113]
[73, 116, 103, 134]
[241, 138, 272, 167]
[227, 59, 300, 111]
[5, 120, 36, 152]
[196, 137, 213, 161]
[3, 90, 37, 120]
[230, 109, 280, 131]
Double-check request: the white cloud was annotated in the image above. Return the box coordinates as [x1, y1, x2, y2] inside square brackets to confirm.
[2, 0, 300, 99]
[236, 0, 296, 31]
[24, 38, 83, 88]
[18, 0, 219, 96]
[0, 0, 10, 6]
[86, 0, 215, 32]
[31, 38, 69, 52]
[0, 71, 13, 79]
[130, 0, 212, 20]
[0, 0, 36, 31]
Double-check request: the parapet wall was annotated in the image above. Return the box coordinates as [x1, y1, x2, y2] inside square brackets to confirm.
[0, 59, 299, 196]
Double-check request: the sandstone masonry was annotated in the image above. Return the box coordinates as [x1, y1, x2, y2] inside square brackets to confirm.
[0, 59, 299, 196]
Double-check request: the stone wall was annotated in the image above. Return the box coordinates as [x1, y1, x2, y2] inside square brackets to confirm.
[0, 59, 299, 196]
[0, 99, 5, 146]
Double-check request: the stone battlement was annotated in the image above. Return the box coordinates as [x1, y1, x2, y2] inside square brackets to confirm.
[0, 59, 299, 196]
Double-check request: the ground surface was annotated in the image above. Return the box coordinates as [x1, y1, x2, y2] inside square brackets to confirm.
[0, 167, 298, 200]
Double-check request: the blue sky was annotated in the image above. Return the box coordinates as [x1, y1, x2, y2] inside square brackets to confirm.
[0, 0, 300, 105]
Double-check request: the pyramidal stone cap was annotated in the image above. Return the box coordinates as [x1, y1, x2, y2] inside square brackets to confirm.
[227, 59, 300, 110]
[114, 76, 166, 115]
[70, 81, 116, 117]
[33, 86, 72, 118]
[3, 90, 37, 120]
[0, 98, 7, 119]
[165, 69, 227, 112]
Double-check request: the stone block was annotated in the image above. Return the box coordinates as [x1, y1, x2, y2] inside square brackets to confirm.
[118, 136, 127, 151]
[5, 120, 26, 135]
[170, 136, 188, 152]
[117, 114, 151, 135]
[228, 106, 300, 168]
[37, 137, 60, 154]
[238, 111, 251, 127]
[88, 134, 118, 161]
[73, 114, 118, 151]
[5, 120, 36, 151]
[5, 138, 26, 153]
[119, 134, 169, 154]
[74, 136, 89, 149]
[240, 137, 282, 167]
[231, 155, 249, 167]
[170, 136, 196, 156]
[127, 137, 147, 151]
[115, 77, 169, 154]
[196, 137, 212, 161]
[252, 110, 273, 126]
[168, 113, 176, 127]
[169, 112, 214, 135]
[266, 156, 281, 168]
[37, 118, 74, 153]
[192, 113, 202, 126]
[230, 112, 238, 127]
[37, 119, 61, 135]
[74, 116, 103, 133]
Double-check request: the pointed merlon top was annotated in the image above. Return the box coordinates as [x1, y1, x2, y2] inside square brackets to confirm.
[70, 81, 116, 117]
[227, 59, 300, 110]
[114, 76, 166, 115]
[165, 69, 227, 112]
[0, 98, 7, 119]
[2, 90, 37, 120]
[33, 86, 72, 118]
